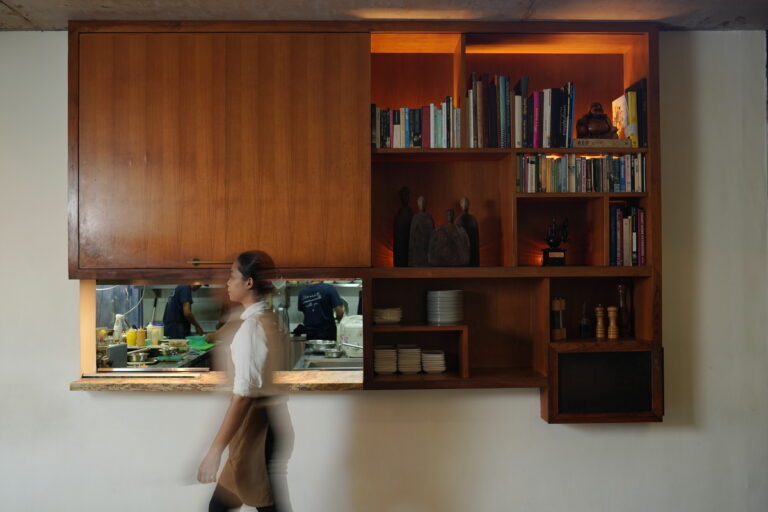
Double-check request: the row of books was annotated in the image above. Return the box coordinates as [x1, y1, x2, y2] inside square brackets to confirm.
[514, 77, 576, 149]
[611, 79, 648, 148]
[371, 99, 462, 149]
[466, 73, 512, 148]
[516, 154, 646, 193]
[610, 204, 646, 266]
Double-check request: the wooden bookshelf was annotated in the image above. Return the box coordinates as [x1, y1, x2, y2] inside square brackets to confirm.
[366, 24, 662, 423]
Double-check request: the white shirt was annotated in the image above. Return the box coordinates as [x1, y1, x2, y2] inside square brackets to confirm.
[230, 301, 269, 397]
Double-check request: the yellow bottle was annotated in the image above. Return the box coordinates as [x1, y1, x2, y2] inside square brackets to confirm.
[126, 328, 137, 346]
[136, 328, 146, 347]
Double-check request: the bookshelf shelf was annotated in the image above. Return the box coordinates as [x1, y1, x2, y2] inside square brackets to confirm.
[367, 266, 653, 279]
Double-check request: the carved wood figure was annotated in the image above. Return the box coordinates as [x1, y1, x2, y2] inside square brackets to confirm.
[393, 186, 413, 267]
[428, 209, 470, 267]
[408, 196, 434, 267]
[576, 102, 618, 139]
[455, 196, 479, 266]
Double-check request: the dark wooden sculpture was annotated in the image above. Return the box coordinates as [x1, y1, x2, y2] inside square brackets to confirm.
[393, 186, 413, 267]
[455, 196, 479, 266]
[428, 209, 470, 267]
[408, 196, 434, 267]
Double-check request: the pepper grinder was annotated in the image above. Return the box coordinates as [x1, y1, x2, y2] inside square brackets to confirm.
[607, 306, 619, 339]
[595, 305, 606, 339]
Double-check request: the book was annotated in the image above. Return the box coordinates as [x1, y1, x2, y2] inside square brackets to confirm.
[542, 88, 552, 148]
[514, 77, 528, 148]
[532, 92, 541, 148]
[611, 94, 629, 140]
[625, 90, 639, 148]
[626, 78, 647, 147]
[421, 106, 430, 149]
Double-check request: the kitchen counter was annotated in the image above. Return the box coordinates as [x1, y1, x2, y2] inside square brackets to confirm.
[70, 370, 363, 392]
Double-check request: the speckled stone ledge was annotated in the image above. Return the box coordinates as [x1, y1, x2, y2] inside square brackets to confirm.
[70, 370, 363, 392]
[69, 372, 231, 392]
[272, 370, 363, 391]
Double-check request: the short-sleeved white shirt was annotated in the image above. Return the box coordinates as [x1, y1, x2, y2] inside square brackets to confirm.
[230, 301, 268, 397]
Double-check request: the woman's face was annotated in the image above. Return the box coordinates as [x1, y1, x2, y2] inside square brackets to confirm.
[227, 263, 253, 304]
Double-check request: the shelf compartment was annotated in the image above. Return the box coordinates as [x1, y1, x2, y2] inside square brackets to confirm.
[542, 344, 663, 423]
[372, 323, 469, 378]
[516, 196, 606, 267]
[371, 277, 548, 385]
[549, 277, 654, 343]
[371, 159, 505, 267]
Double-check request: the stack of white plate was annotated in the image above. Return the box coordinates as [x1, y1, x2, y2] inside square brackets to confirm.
[397, 345, 422, 374]
[373, 307, 402, 324]
[421, 350, 447, 374]
[426, 290, 463, 325]
[374, 346, 397, 374]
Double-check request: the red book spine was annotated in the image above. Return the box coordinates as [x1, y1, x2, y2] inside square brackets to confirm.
[422, 107, 430, 149]
[638, 208, 646, 265]
[533, 92, 541, 148]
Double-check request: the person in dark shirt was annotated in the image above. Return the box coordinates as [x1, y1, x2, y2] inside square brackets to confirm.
[298, 281, 344, 340]
[163, 284, 204, 339]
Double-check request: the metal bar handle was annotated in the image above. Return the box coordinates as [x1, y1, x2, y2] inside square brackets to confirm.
[187, 258, 233, 266]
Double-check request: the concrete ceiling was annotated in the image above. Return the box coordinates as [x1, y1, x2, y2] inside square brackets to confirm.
[0, 0, 767, 31]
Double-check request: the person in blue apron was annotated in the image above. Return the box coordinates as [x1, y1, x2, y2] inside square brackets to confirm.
[162, 284, 204, 339]
[297, 281, 344, 340]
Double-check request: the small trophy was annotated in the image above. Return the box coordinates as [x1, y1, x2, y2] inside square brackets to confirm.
[543, 217, 569, 266]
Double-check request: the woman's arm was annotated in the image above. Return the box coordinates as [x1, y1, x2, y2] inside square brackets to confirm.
[197, 394, 252, 483]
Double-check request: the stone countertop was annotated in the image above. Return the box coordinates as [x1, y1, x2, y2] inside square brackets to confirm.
[70, 370, 363, 392]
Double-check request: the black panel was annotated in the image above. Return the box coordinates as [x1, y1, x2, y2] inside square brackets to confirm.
[558, 351, 652, 414]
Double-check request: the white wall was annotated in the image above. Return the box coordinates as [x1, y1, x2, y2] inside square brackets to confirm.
[0, 31, 766, 512]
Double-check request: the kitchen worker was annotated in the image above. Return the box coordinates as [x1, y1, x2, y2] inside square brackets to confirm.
[297, 280, 344, 340]
[162, 284, 204, 339]
[198, 250, 293, 512]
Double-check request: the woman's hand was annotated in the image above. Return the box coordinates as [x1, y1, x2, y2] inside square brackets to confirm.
[197, 449, 222, 483]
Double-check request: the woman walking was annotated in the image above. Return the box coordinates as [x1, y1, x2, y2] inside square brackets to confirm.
[198, 250, 293, 512]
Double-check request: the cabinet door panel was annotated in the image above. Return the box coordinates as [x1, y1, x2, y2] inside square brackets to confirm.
[79, 33, 228, 269]
[222, 33, 371, 267]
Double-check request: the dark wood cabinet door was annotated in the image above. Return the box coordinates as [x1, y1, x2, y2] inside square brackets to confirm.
[75, 32, 370, 272]
[221, 33, 371, 268]
[78, 33, 229, 269]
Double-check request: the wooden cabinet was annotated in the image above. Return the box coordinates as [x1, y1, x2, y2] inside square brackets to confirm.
[71, 28, 370, 276]
[70, 22, 663, 423]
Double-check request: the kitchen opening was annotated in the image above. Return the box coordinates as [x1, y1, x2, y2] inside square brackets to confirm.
[94, 279, 364, 373]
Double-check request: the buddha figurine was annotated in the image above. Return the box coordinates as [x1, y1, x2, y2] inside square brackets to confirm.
[576, 102, 618, 139]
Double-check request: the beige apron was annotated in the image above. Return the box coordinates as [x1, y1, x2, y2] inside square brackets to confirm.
[218, 399, 273, 507]
[217, 310, 290, 508]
